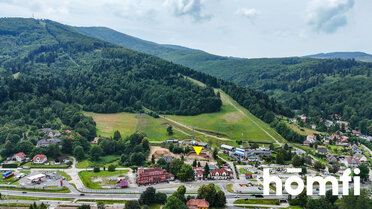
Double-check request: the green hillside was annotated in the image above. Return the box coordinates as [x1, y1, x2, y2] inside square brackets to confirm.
[75, 26, 372, 133]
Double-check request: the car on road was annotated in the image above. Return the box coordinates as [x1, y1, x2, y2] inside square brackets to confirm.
[234, 195, 240, 198]
[80, 193, 85, 196]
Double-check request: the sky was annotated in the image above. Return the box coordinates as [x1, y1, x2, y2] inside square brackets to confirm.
[0, 0, 371, 58]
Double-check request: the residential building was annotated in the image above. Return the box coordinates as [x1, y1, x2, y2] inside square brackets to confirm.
[307, 135, 316, 143]
[36, 138, 61, 147]
[345, 158, 360, 168]
[136, 167, 174, 185]
[209, 168, 231, 180]
[352, 130, 361, 136]
[186, 199, 209, 209]
[92, 137, 100, 144]
[32, 154, 47, 164]
[353, 153, 367, 163]
[326, 154, 338, 164]
[193, 167, 203, 180]
[316, 147, 327, 155]
[303, 140, 311, 146]
[13, 152, 26, 162]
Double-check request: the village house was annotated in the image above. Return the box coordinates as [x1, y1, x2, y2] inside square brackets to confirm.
[55, 155, 68, 164]
[193, 167, 203, 180]
[13, 152, 27, 162]
[92, 137, 100, 144]
[324, 120, 334, 127]
[316, 147, 327, 155]
[326, 154, 338, 164]
[186, 199, 209, 209]
[306, 135, 317, 143]
[303, 140, 311, 146]
[209, 168, 231, 180]
[345, 158, 360, 168]
[298, 114, 306, 122]
[36, 138, 61, 147]
[353, 153, 367, 163]
[32, 154, 48, 165]
[352, 130, 361, 136]
[136, 167, 174, 185]
[292, 148, 306, 155]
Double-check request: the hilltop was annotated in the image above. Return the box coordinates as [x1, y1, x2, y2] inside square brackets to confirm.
[304, 52, 372, 62]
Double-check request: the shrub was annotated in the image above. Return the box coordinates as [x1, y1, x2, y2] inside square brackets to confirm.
[108, 164, 116, 172]
[93, 167, 100, 173]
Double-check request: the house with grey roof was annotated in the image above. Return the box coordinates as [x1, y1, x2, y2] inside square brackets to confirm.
[37, 138, 61, 147]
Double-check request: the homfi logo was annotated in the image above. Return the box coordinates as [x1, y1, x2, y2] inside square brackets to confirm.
[263, 168, 360, 196]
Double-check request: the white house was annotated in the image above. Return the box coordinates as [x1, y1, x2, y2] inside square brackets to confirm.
[32, 154, 48, 165]
[209, 169, 231, 180]
[13, 152, 27, 162]
[307, 135, 316, 143]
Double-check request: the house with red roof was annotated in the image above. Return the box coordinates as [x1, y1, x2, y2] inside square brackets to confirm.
[352, 130, 361, 136]
[33, 154, 48, 165]
[345, 158, 360, 168]
[306, 135, 316, 143]
[193, 167, 203, 180]
[92, 137, 100, 144]
[13, 152, 27, 162]
[187, 199, 209, 209]
[303, 140, 311, 146]
[209, 168, 231, 180]
[136, 167, 174, 185]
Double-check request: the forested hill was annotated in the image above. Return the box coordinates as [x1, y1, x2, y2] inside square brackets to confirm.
[0, 18, 223, 116]
[304, 52, 372, 62]
[0, 17, 289, 136]
[75, 26, 372, 133]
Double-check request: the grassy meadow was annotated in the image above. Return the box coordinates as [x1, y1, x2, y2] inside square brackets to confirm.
[84, 112, 188, 141]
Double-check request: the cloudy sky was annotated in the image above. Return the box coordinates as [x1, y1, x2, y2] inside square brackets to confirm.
[1, 0, 371, 58]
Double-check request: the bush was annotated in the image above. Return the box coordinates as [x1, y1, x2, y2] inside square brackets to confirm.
[93, 167, 100, 173]
[108, 164, 116, 172]
[2, 163, 19, 168]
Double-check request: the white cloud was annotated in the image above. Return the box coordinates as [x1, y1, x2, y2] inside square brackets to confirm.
[163, 0, 211, 22]
[236, 8, 260, 20]
[306, 0, 354, 33]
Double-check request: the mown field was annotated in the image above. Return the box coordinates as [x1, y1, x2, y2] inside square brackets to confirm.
[167, 91, 279, 143]
[84, 112, 188, 141]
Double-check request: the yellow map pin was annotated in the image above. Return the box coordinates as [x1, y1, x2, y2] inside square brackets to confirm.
[193, 146, 203, 155]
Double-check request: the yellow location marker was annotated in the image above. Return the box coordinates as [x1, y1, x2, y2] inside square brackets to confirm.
[193, 146, 203, 155]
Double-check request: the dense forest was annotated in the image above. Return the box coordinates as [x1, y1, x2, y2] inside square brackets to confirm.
[77, 27, 372, 134]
